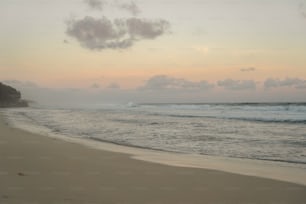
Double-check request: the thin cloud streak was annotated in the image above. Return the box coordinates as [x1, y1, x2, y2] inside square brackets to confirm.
[240, 67, 256, 72]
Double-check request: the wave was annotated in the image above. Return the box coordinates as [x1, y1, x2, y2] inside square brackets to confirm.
[146, 112, 306, 124]
[87, 136, 181, 153]
[142, 102, 306, 106]
[198, 152, 306, 166]
[141, 103, 306, 112]
[135, 103, 306, 124]
[88, 136, 306, 166]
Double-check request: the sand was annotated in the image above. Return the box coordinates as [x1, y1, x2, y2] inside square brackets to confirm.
[0, 114, 306, 204]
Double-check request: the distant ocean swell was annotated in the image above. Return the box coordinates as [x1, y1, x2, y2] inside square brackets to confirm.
[146, 113, 306, 124]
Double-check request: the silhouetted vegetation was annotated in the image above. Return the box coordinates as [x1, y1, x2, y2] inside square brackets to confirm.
[0, 82, 28, 107]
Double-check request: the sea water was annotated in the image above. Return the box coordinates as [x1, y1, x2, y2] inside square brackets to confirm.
[2, 103, 306, 169]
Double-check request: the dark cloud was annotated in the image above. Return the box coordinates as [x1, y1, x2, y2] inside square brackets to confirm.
[240, 67, 256, 72]
[118, 1, 141, 16]
[66, 16, 131, 50]
[264, 78, 306, 89]
[84, 0, 105, 10]
[141, 75, 214, 90]
[218, 79, 256, 90]
[126, 18, 170, 39]
[66, 16, 170, 50]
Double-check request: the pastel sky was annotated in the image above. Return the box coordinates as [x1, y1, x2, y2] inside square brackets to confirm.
[1, 0, 306, 103]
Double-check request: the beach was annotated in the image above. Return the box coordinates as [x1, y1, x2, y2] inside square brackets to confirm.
[1, 114, 306, 204]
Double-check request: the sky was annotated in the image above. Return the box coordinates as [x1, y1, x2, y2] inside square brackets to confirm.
[1, 0, 306, 104]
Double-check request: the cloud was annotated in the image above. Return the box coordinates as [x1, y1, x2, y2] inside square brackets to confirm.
[218, 79, 256, 90]
[264, 78, 306, 89]
[240, 67, 256, 72]
[141, 75, 214, 90]
[107, 83, 120, 89]
[4, 80, 38, 88]
[126, 18, 170, 39]
[84, 0, 105, 10]
[66, 16, 132, 50]
[66, 16, 170, 50]
[84, 0, 141, 15]
[90, 83, 100, 89]
[299, 2, 306, 18]
[118, 1, 141, 16]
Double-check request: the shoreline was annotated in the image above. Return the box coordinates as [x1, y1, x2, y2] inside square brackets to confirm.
[1, 113, 306, 203]
[2, 111, 306, 186]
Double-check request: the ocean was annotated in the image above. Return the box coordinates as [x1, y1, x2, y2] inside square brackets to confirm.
[2, 103, 306, 169]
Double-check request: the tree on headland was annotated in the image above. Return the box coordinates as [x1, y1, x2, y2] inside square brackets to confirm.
[0, 82, 28, 107]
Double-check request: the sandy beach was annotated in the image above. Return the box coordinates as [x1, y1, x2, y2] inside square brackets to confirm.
[1, 114, 306, 204]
